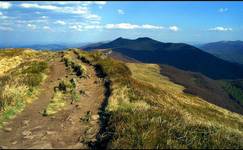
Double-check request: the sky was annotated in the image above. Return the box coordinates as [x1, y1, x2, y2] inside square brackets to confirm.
[0, 1, 243, 46]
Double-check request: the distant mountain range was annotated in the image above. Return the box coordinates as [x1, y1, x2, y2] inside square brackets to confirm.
[84, 37, 243, 80]
[200, 41, 243, 64]
[20, 44, 69, 51]
[1, 43, 90, 51]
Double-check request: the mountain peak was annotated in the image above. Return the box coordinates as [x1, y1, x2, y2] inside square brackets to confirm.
[136, 37, 154, 40]
[114, 37, 126, 41]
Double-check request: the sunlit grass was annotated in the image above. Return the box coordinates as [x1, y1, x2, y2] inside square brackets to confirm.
[80, 51, 243, 148]
[44, 91, 67, 116]
[0, 49, 49, 127]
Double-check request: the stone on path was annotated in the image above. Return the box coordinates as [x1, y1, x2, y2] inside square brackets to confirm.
[3, 127, 12, 132]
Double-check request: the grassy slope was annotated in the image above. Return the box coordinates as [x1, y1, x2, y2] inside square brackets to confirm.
[87, 53, 243, 148]
[159, 64, 243, 115]
[0, 49, 53, 127]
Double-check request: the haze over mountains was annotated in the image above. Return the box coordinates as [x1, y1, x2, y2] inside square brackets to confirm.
[200, 40, 243, 64]
[0, 43, 90, 51]
[84, 37, 243, 80]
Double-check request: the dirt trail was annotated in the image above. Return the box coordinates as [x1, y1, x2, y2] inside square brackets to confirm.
[0, 54, 105, 149]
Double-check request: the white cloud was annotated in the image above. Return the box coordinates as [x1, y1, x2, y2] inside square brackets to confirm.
[68, 23, 164, 31]
[169, 26, 179, 32]
[104, 23, 164, 30]
[43, 26, 50, 29]
[69, 24, 103, 31]
[117, 9, 125, 15]
[0, 26, 13, 31]
[105, 23, 139, 29]
[69, 25, 83, 31]
[88, 20, 100, 24]
[20, 3, 59, 10]
[209, 26, 232, 32]
[219, 8, 228, 13]
[20, 3, 88, 14]
[0, 2, 12, 9]
[27, 24, 37, 29]
[93, 1, 107, 5]
[0, 12, 8, 19]
[142, 24, 164, 29]
[84, 14, 101, 20]
[40, 16, 48, 19]
[65, 6, 89, 15]
[98, 6, 103, 9]
[43, 26, 53, 32]
[84, 25, 102, 29]
[48, 1, 106, 6]
[19, 3, 101, 21]
[16, 19, 48, 24]
[55, 20, 66, 25]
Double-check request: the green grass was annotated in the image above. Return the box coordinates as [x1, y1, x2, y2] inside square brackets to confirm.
[43, 91, 67, 116]
[219, 80, 243, 106]
[44, 77, 81, 116]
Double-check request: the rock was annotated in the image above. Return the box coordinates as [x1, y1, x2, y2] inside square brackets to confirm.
[4, 127, 12, 132]
[11, 141, 17, 145]
[32, 125, 42, 131]
[22, 130, 31, 136]
[23, 120, 29, 126]
[23, 135, 34, 140]
[91, 115, 99, 120]
[90, 120, 98, 125]
[46, 131, 56, 135]
[0, 145, 8, 149]
[33, 132, 45, 139]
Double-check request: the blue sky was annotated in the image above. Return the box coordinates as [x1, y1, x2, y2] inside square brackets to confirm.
[0, 1, 243, 46]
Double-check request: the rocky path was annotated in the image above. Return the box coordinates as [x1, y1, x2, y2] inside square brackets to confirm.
[0, 54, 105, 149]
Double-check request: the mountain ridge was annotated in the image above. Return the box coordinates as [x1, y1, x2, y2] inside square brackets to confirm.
[200, 40, 243, 64]
[84, 37, 243, 80]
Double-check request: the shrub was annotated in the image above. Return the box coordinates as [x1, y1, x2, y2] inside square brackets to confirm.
[22, 61, 47, 74]
[23, 74, 43, 87]
[58, 79, 73, 93]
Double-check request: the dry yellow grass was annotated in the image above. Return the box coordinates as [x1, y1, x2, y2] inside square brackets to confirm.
[0, 49, 46, 76]
[0, 49, 50, 127]
[98, 60, 243, 148]
[0, 56, 23, 75]
[126, 63, 243, 134]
